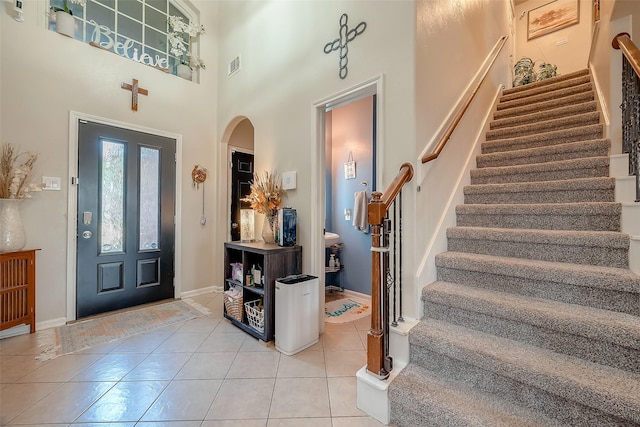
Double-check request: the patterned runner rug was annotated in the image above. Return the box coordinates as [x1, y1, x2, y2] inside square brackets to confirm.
[324, 296, 371, 324]
[36, 299, 209, 360]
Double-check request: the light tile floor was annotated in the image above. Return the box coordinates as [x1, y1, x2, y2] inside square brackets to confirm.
[0, 292, 384, 427]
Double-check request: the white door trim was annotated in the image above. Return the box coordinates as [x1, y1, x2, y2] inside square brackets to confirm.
[66, 111, 183, 322]
[310, 74, 384, 334]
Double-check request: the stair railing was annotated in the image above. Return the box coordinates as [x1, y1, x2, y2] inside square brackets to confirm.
[613, 32, 640, 202]
[367, 162, 413, 379]
[421, 35, 508, 164]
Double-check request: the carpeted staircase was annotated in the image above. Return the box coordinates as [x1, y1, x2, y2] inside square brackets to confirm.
[389, 69, 640, 426]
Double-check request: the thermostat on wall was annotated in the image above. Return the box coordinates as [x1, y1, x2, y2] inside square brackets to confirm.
[282, 171, 297, 190]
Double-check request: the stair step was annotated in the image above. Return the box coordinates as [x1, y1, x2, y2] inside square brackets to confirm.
[500, 73, 592, 103]
[390, 364, 563, 427]
[422, 281, 640, 373]
[446, 226, 629, 268]
[610, 153, 630, 177]
[482, 124, 604, 154]
[486, 111, 600, 141]
[476, 139, 610, 169]
[616, 176, 638, 203]
[464, 177, 615, 205]
[408, 318, 640, 425]
[435, 251, 640, 316]
[497, 82, 593, 112]
[456, 202, 621, 231]
[490, 101, 598, 130]
[470, 157, 610, 185]
[622, 202, 640, 235]
[502, 69, 590, 96]
[493, 91, 595, 121]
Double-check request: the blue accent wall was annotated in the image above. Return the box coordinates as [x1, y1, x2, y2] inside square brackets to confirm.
[325, 96, 374, 296]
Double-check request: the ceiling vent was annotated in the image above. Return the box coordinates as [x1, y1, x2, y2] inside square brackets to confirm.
[228, 56, 241, 77]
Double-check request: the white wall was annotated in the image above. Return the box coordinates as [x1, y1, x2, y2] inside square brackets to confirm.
[215, 1, 417, 312]
[1, 0, 219, 325]
[515, 0, 593, 75]
[414, 0, 512, 318]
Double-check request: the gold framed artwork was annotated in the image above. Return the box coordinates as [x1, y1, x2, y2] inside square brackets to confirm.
[528, 0, 580, 40]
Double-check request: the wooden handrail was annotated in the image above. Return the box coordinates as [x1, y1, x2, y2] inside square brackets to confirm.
[422, 35, 508, 164]
[366, 162, 414, 379]
[613, 33, 640, 78]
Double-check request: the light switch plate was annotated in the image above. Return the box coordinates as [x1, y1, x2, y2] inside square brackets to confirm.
[42, 176, 62, 191]
[282, 171, 297, 190]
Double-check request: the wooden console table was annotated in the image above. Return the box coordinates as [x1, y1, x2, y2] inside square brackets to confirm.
[0, 249, 38, 333]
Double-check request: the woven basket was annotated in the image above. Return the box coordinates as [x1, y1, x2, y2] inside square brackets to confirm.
[224, 292, 243, 322]
[244, 300, 264, 333]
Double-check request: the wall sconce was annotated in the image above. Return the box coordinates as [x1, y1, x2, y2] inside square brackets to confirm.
[240, 209, 255, 242]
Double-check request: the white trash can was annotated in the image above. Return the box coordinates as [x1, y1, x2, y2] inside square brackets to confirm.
[275, 274, 319, 355]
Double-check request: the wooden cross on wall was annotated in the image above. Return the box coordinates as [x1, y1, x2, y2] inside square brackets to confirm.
[121, 78, 148, 111]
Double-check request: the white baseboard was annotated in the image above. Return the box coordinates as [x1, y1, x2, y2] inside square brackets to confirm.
[37, 317, 67, 331]
[0, 324, 30, 339]
[180, 285, 222, 299]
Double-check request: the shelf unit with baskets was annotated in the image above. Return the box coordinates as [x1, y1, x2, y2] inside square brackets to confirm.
[223, 241, 302, 342]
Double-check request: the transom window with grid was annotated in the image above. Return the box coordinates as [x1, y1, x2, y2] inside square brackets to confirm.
[48, 0, 201, 77]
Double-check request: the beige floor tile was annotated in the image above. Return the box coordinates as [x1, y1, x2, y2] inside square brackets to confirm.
[331, 416, 386, 426]
[8, 381, 114, 424]
[152, 332, 210, 353]
[72, 424, 135, 427]
[199, 332, 246, 352]
[354, 316, 371, 331]
[177, 316, 221, 333]
[122, 353, 191, 380]
[268, 377, 331, 418]
[206, 378, 275, 420]
[140, 379, 222, 421]
[0, 333, 38, 356]
[111, 332, 173, 353]
[226, 351, 280, 378]
[71, 353, 147, 382]
[17, 353, 103, 383]
[76, 339, 125, 354]
[240, 336, 278, 352]
[202, 420, 267, 427]
[266, 418, 332, 427]
[0, 382, 61, 425]
[276, 349, 326, 378]
[175, 352, 236, 379]
[328, 377, 365, 417]
[324, 321, 357, 332]
[324, 350, 366, 377]
[357, 330, 368, 350]
[76, 380, 168, 422]
[322, 331, 365, 351]
[212, 320, 245, 334]
[0, 354, 47, 383]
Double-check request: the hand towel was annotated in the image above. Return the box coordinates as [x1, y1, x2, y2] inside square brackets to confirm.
[352, 190, 369, 233]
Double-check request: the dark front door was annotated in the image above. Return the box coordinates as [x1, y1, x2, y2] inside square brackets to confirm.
[230, 150, 254, 241]
[76, 120, 176, 319]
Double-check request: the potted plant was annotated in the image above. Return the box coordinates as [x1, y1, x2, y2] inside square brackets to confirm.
[51, 0, 85, 38]
[513, 57, 558, 87]
[0, 143, 44, 252]
[168, 15, 205, 80]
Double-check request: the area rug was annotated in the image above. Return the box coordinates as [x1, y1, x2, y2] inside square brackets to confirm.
[36, 299, 209, 360]
[324, 296, 371, 324]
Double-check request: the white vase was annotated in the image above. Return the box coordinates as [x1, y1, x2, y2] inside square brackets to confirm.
[177, 64, 193, 81]
[56, 11, 75, 38]
[0, 199, 26, 252]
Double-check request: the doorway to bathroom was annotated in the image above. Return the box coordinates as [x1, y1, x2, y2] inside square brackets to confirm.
[324, 95, 376, 298]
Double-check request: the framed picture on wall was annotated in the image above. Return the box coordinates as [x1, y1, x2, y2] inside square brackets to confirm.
[528, 0, 580, 40]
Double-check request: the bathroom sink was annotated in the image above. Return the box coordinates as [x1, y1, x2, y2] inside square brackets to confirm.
[324, 232, 341, 247]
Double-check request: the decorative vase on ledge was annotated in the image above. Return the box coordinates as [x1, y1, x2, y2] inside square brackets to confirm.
[0, 199, 26, 252]
[55, 11, 75, 38]
[262, 212, 277, 244]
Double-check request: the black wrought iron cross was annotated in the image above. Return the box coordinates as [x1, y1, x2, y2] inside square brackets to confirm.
[324, 14, 367, 80]
[121, 78, 148, 111]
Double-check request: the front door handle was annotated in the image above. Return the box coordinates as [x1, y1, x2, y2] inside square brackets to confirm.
[82, 231, 92, 239]
[231, 222, 238, 229]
